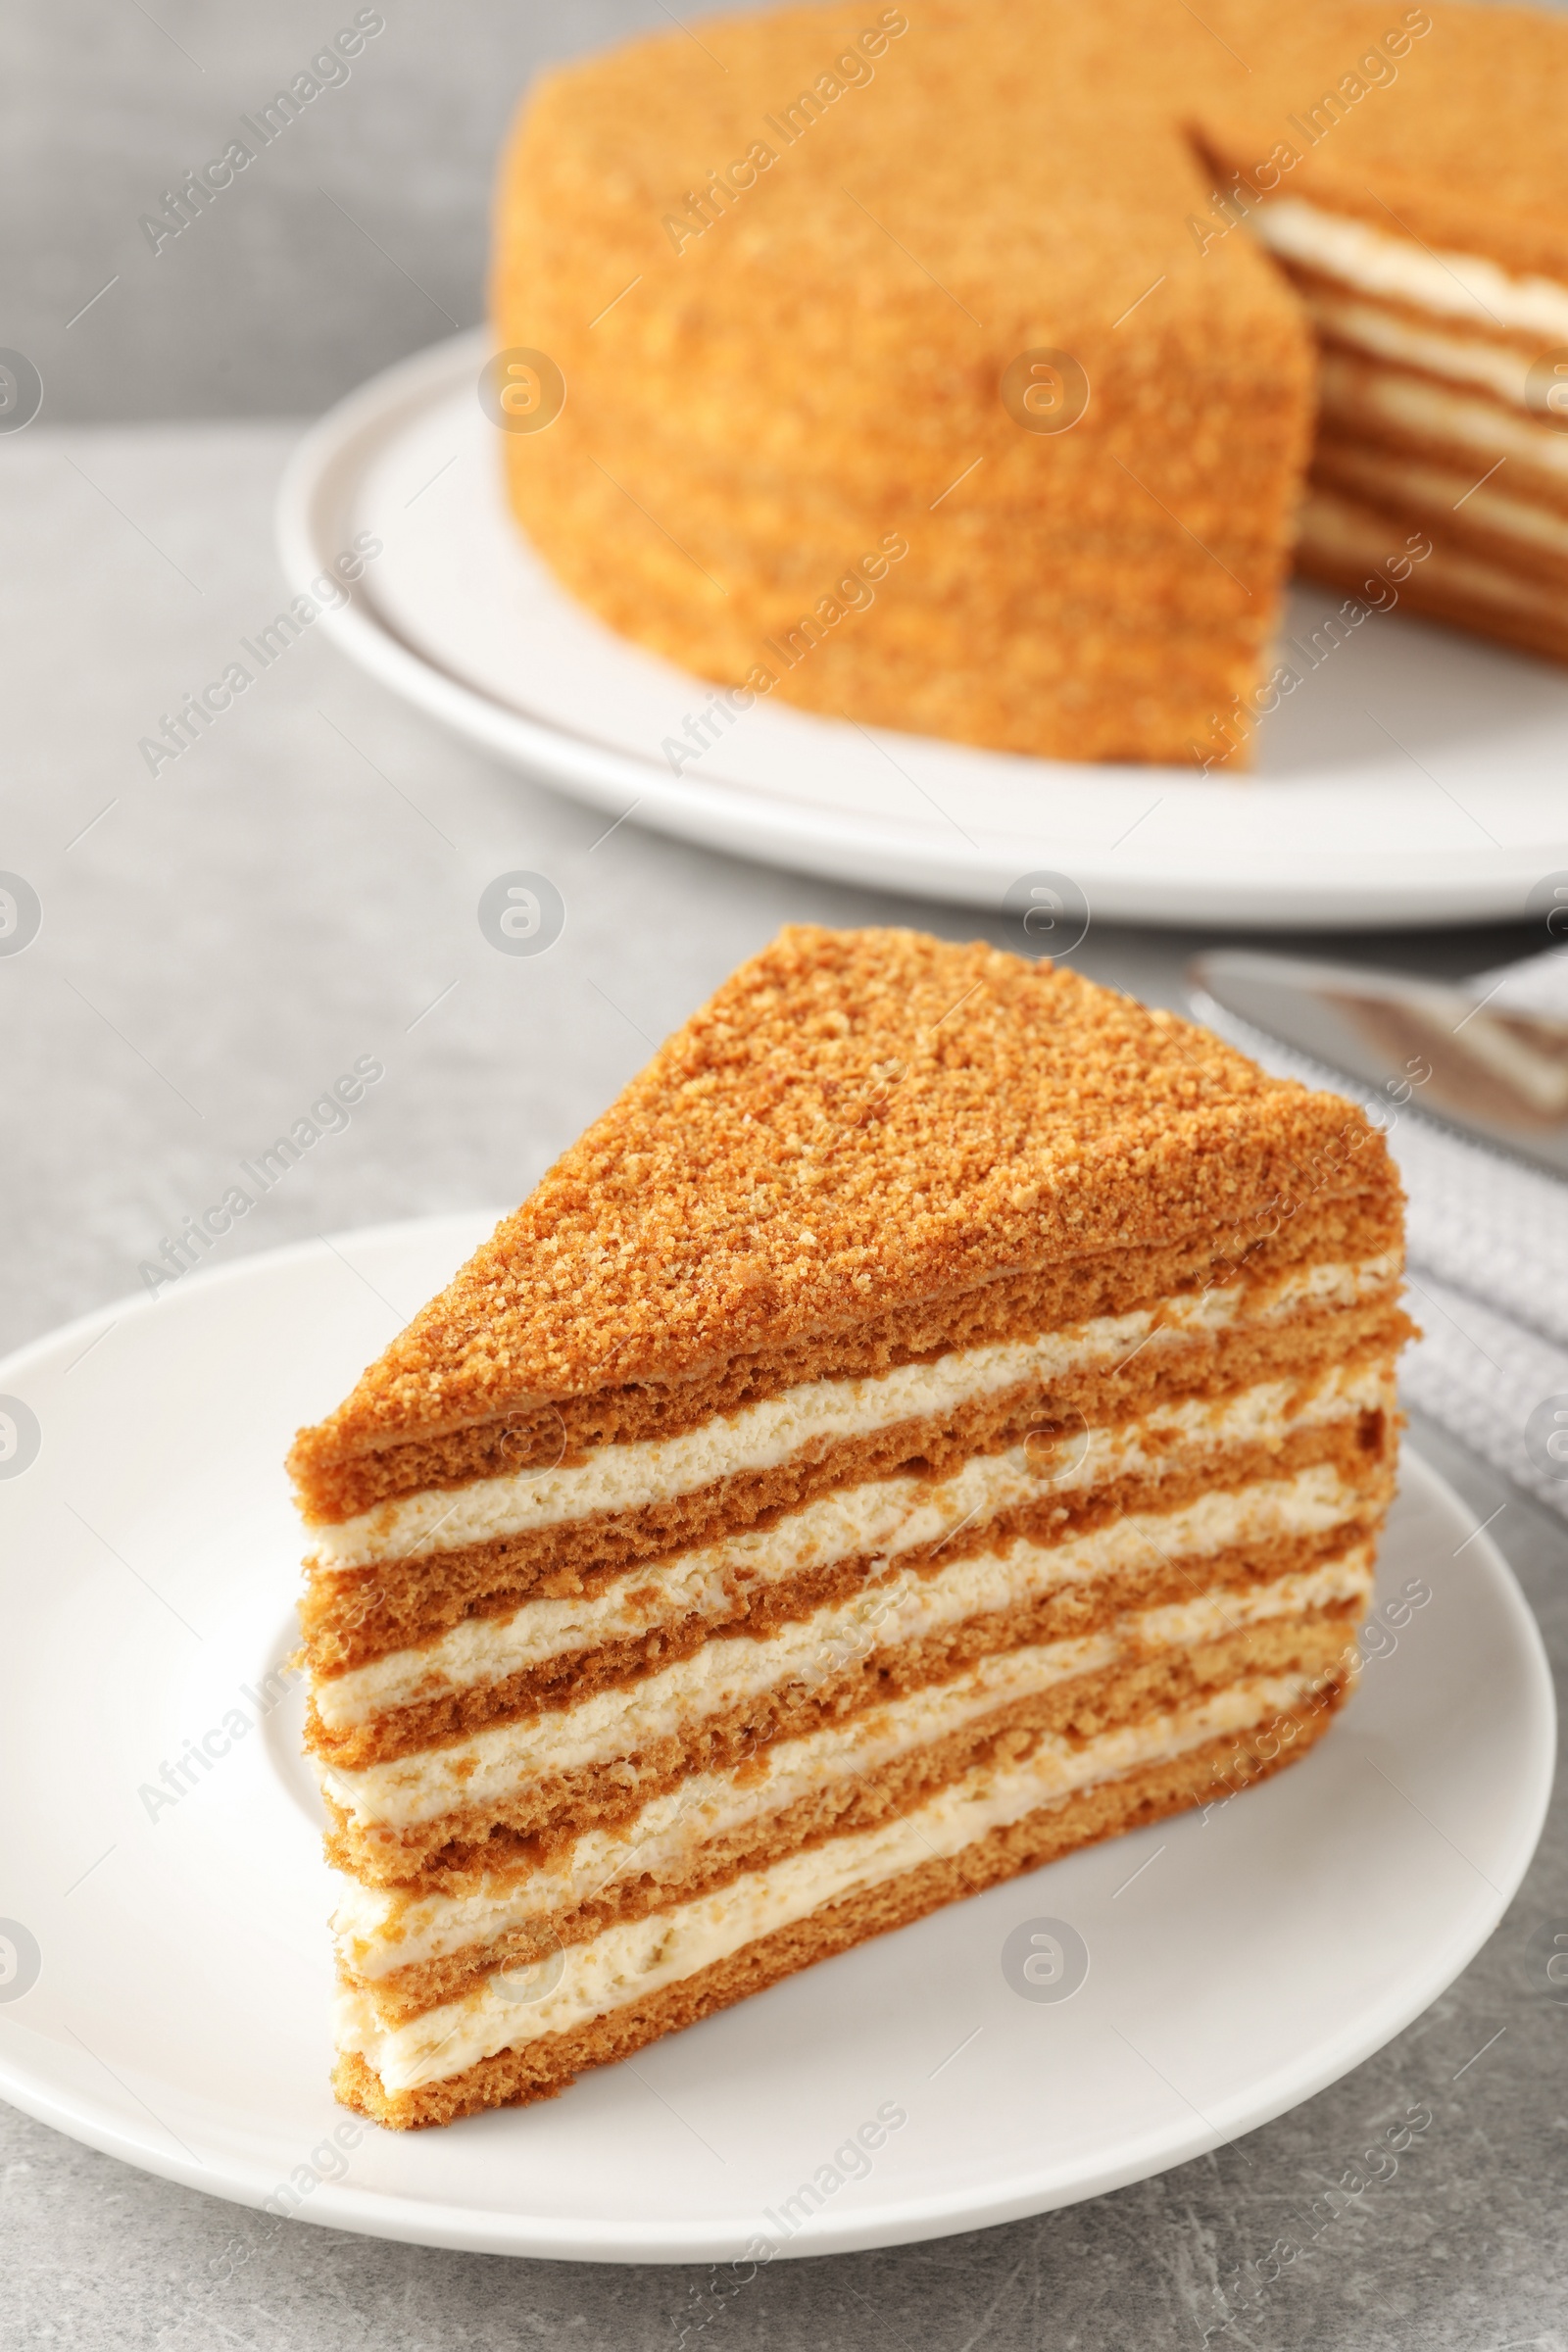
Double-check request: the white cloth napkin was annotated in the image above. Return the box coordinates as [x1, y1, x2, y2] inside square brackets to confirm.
[1197, 947, 1568, 1518]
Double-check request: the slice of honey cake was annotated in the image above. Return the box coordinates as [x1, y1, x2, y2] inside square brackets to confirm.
[289, 927, 1410, 2130]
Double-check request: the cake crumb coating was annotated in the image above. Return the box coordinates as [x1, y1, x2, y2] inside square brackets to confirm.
[290, 928, 1396, 1511]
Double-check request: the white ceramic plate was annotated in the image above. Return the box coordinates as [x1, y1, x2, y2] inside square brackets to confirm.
[0, 1212, 1552, 2261]
[276, 331, 1568, 931]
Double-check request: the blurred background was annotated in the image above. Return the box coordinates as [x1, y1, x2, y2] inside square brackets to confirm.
[1, 7, 1564, 2348]
[9, 2, 783, 421]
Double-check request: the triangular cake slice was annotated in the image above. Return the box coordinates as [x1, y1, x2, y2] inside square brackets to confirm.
[290, 926, 1410, 2130]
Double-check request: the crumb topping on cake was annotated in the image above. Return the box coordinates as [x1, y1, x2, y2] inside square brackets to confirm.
[289, 928, 1393, 1488]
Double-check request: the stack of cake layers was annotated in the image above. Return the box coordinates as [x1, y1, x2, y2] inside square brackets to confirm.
[1199, 0, 1568, 667]
[290, 929, 1410, 2128]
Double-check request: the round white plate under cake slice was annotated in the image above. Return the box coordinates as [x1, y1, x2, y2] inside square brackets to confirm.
[274, 332, 1568, 933]
[0, 1214, 1551, 2260]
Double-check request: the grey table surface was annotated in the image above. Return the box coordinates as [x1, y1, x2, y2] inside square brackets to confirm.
[3, 5, 1567, 2345]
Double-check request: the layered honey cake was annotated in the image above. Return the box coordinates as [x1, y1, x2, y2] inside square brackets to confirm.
[489, 0, 1568, 767]
[490, 3, 1314, 764]
[289, 928, 1410, 2129]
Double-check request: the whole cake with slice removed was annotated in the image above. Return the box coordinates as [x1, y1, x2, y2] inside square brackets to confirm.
[491, 0, 1568, 766]
[289, 927, 1412, 2129]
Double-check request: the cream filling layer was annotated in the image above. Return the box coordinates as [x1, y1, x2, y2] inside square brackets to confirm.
[316, 1357, 1396, 1728]
[337, 1548, 1371, 1985]
[335, 1666, 1333, 2090]
[1301, 490, 1568, 621]
[309, 1255, 1396, 1572]
[1320, 449, 1568, 562]
[1318, 353, 1568, 486]
[317, 1465, 1372, 1834]
[1304, 286, 1544, 409]
[1254, 197, 1568, 339]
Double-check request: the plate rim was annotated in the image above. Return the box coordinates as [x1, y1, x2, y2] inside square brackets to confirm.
[275, 328, 1568, 933]
[0, 1215, 1555, 2261]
